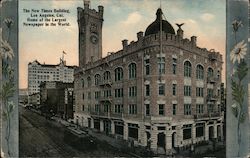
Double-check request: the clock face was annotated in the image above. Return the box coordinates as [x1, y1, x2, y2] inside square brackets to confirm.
[90, 35, 98, 44]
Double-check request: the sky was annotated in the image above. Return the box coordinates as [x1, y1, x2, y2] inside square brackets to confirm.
[19, 0, 226, 89]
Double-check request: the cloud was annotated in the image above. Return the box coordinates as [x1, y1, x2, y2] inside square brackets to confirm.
[200, 13, 215, 22]
[121, 11, 142, 26]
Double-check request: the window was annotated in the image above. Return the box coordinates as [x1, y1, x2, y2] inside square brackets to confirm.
[95, 91, 101, 99]
[158, 57, 165, 75]
[128, 123, 138, 139]
[217, 70, 220, 80]
[95, 104, 100, 112]
[173, 104, 177, 115]
[145, 104, 150, 116]
[115, 88, 123, 98]
[81, 78, 84, 88]
[196, 104, 204, 114]
[103, 71, 111, 81]
[173, 58, 177, 74]
[183, 124, 192, 140]
[114, 104, 123, 113]
[82, 105, 85, 111]
[207, 89, 213, 98]
[129, 86, 137, 97]
[208, 104, 214, 113]
[196, 65, 204, 79]
[115, 67, 123, 81]
[159, 104, 165, 115]
[158, 83, 165, 95]
[103, 89, 111, 98]
[94, 74, 101, 85]
[82, 93, 84, 100]
[145, 59, 150, 75]
[196, 123, 204, 137]
[129, 104, 137, 114]
[196, 87, 204, 97]
[88, 104, 91, 112]
[184, 104, 192, 115]
[88, 92, 91, 100]
[104, 103, 110, 112]
[145, 85, 150, 96]
[184, 61, 192, 77]
[87, 77, 91, 87]
[184, 86, 191, 96]
[207, 67, 214, 78]
[172, 84, 177, 96]
[128, 63, 136, 79]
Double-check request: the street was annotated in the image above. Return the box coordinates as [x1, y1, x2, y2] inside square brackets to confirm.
[19, 106, 129, 157]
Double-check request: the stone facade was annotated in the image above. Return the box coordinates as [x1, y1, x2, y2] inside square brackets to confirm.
[74, 2, 224, 154]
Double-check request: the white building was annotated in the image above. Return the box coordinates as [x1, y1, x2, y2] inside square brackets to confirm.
[28, 59, 75, 95]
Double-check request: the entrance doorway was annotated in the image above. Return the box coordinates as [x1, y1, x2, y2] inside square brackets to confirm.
[157, 132, 166, 148]
[146, 132, 151, 148]
[88, 118, 91, 128]
[104, 120, 111, 135]
[209, 126, 214, 140]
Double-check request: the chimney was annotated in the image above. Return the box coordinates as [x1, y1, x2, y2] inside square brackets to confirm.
[137, 31, 144, 41]
[84, 0, 90, 9]
[122, 39, 128, 50]
[98, 6, 104, 17]
[191, 36, 197, 46]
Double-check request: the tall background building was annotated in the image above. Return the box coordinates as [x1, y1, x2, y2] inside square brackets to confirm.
[27, 59, 75, 95]
[74, 2, 224, 154]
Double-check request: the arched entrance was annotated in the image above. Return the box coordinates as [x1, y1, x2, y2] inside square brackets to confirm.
[209, 126, 214, 140]
[157, 132, 166, 148]
[172, 132, 177, 148]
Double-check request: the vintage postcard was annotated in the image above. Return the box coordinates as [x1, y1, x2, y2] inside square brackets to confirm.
[0, 0, 249, 157]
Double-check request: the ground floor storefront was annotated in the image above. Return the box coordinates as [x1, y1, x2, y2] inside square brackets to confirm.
[74, 113, 224, 155]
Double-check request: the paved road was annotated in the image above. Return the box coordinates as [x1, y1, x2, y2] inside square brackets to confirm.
[19, 106, 129, 157]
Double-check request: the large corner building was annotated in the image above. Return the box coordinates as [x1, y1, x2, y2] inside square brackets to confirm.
[74, 1, 224, 154]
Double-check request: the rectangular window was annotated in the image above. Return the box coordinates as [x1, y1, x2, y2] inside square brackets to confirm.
[88, 104, 91, 112]
[184, 104, 192, 115]
[158, 57, 165, 75]
[159, 83, 165, 95]
[104, 104, 110, 112]
[82, 93, 84, 100]
[184, 86, 191, 96]
[95, 104, 100, 112]
[114, 104, 123, 113]
[208, 104, 214, 113]
[145, 104, 150, 116]
[207, 89, 213, 98]
[115, 88, 123, 98]
[145, 85, 150, 96]
[196, 104, 204, 114]
[173, 58, 177, 74]
[183, 127, 192, 140]
[129, 104, 137, 114]
[129, 86, 137, 97]
[173, 84, 177, 96]
[159, 104, 165, 115]
[196, 87, 204, 97]
[82, 105, 85, 111]
[173, 104, 177, 115]
[88, 92, 91, 100]
[196, 123, 204, 137]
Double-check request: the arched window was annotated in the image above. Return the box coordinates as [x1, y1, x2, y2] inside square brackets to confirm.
[207, 67, 214, 78]
[103, 71, 111, 81]
[94, 74, 101, 85]
[81, 78, 84, 88]
[184, 61, 192, 77]
[115, 67, 123, 81]
[196, 64, 204, 79]
[128, 63, 136, 79]
[87, 76, 91, 87]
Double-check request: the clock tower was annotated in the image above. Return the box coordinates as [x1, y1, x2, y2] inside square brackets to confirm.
[77, 1, 103, 67]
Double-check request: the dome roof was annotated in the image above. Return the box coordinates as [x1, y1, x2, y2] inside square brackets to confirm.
[145, 8, 175, 36]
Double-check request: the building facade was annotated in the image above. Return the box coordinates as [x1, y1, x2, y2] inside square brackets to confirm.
[74, 2, 224, 154]
[40, 81, 74, 120]
[28, 59, 75, 95]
